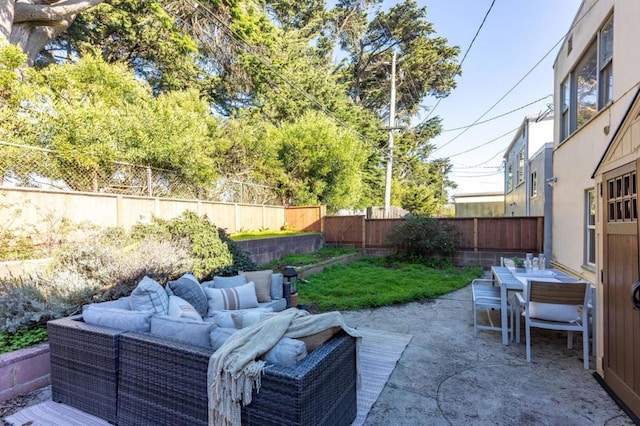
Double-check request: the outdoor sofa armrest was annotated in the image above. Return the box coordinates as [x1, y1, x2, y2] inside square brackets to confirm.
[117, 330, 357, 426]
[47, 315, 124, 424]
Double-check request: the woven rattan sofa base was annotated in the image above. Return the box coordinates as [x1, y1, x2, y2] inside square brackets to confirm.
[47, 315, 122, 424]
[117, 331, 357, 426]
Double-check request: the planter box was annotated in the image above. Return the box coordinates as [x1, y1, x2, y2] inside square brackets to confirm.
[0, 343, 50, 402]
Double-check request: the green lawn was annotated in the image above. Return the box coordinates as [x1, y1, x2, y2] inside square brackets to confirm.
[298, 257, 482, 312]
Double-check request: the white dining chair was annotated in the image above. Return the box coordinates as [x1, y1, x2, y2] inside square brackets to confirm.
[515, 280, 590, 369]
[472, 278, 513, 339]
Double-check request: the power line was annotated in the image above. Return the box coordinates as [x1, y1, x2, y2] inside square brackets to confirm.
[418, 0, 496, 124]
[458, 0, 496, 67]
[452, 148, 505, 168]
[441, 94, 551, 132]
[446, 78, 640, 162]
[449, 170, 502, 178]
[447, 126, 519, 158]
[431, 0, 601, 155]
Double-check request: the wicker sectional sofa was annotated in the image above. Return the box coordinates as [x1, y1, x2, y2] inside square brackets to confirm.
[47, 314, 357, 426]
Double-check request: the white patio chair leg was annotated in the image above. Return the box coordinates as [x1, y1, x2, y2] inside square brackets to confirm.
[515, 306, 521, 344]
[525, 319, 531, 362]
[567, 331, 573, 349]
[510, 305, 514, 342]
[473, 302, 478, 337]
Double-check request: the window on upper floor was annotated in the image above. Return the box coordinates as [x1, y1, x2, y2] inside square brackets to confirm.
[517, 150, 525, 185]
[560, 79, 570, 140]
[530, 171, 538, 198]
[599, 16, 614, 106]
[506, 165, 513, 192]
[561, 14, 613, 142]
[576, 42, 597, 129]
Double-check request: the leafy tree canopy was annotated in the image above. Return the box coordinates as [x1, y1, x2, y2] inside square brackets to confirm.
[1, 0, 462, 214]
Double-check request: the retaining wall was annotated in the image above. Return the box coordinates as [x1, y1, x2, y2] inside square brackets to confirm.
[237, 233, 323, 266]
[0, 343, 50, 402]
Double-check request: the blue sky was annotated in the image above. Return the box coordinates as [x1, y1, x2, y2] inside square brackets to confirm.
[378, 0, 583, 196]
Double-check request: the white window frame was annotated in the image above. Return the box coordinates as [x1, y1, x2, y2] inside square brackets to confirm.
[561, 14, 613, 141]
[560, 78, 570, 141]
[530, 170, 538, 198]
[517, 150, 525, 185]
[599, 15, 614, 107]
[585, 189, 596, 266]
[506, 165, 513, 192]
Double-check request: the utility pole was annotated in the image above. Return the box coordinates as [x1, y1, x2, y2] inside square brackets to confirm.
[383, 50, 397, 219]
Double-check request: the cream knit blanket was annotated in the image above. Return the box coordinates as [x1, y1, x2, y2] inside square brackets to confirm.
[207, 308, 360, 426]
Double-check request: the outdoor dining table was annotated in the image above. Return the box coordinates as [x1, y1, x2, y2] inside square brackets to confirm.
[490, 266, 591, 346]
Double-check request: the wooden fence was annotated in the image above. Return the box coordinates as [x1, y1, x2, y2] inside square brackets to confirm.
[285, 205, 326, 232]
[323, 216, 544, 252]
[0, 187, 328, 236]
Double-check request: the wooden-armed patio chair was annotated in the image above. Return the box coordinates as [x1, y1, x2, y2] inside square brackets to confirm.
[515, 280, 590, 369]
[472, 278, 513, 339]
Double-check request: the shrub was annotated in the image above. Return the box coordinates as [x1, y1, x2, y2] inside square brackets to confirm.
[0, 271, 92, 333]
[384, 214, 459, 263]
[129, 211, 256, 279]
[215, 227, 257, 276]
[0, 211, 257, 335]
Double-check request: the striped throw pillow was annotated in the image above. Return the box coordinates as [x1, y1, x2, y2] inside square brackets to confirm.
[204, 282, 259, 313]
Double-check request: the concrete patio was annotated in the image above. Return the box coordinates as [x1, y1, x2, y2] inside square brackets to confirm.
[340, 283, 636, 425]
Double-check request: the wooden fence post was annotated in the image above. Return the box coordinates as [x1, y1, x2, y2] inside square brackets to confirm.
[473, 218, 478, 252]
[362, 216, 366, 249]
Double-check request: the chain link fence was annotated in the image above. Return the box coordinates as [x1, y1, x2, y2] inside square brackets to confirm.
[0, 142, 281, 205]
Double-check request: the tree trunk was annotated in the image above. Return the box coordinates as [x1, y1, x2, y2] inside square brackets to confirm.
[0, 0, 15, 45]
[0, 0, 104, 64]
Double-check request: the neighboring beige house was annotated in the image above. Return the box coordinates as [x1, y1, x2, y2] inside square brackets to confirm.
[553, 0, 640, 418]
[453, 192, 504, 218]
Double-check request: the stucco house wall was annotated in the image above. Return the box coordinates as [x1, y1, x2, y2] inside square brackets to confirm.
[528, 144, 553, 217]
[552, 0, 640, 280]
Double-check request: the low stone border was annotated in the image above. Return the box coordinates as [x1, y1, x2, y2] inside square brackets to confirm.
[297, 253, 362, 278]
[0, 343, 50, 402]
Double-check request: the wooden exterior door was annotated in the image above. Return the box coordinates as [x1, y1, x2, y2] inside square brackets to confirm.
[603, 160, 640, 417]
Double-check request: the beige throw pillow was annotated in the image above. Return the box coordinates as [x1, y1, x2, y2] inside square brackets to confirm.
[240, 270, 273, 303]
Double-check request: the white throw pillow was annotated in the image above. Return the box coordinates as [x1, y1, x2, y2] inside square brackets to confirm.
[204, 281, 259, 313]
[168, 295, 203, 321]
[528, 302, 581, 323]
